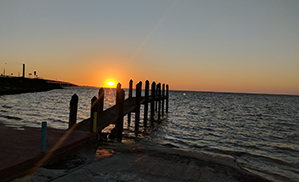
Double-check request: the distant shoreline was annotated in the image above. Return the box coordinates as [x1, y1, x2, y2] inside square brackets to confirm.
[0, 77, 77, 95]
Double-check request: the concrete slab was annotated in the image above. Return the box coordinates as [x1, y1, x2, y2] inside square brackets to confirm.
[0, 125, 96, 181]
[13, 142, 273, 182]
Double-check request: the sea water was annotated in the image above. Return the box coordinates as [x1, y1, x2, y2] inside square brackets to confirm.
[0, 87, 298, 182]
[150, 91, 299, 182]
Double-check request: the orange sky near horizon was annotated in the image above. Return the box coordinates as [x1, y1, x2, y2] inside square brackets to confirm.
[0, 1, 298, 95]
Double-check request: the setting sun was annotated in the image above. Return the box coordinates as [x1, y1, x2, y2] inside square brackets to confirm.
[108, 81, 115, 86]
[105, 79, 116, 88]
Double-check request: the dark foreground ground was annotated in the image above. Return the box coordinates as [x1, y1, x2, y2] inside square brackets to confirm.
[13, 141, 273, 182]
[0, 77, 76, 95]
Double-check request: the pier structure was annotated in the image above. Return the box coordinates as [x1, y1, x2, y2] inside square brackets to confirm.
[70, 79, 169, 142]
[0, 79, 169, 181]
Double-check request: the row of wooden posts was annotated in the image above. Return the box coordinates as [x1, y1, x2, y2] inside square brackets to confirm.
[69, 80, 169, 142]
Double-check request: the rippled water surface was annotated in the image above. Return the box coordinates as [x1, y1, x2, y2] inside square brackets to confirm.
[0, 87, 298, 182]
[0, 87, 119, 129]
[150, 91, 299, 182]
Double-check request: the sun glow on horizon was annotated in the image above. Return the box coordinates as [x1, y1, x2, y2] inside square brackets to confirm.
[108, 81, 115, 86]
[105, 79, 116, 88]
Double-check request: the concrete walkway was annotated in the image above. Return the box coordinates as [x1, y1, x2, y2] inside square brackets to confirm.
[0, 125, 96, 181]
[13, 142, 273, 182]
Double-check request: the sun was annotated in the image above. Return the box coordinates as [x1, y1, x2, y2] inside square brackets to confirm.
[105, 79, 116, 88]
[108, 81, 115, 86]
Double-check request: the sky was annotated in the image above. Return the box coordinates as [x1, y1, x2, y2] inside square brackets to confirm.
[0, 0, 298, 95]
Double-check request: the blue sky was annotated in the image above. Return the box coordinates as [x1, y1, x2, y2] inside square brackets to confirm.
[1, 0, 298, 95]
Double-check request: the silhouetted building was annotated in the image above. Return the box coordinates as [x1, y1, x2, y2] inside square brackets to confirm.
[22, 64, 25, 78]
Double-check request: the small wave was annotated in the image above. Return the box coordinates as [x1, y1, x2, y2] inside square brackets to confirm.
[163, 143, 180, 148]
[230, 141, 260, 150]
[25, 113, 41, 117]
[273, 145, 299, 153]
[213, 148, 295, 168]
[2, 105, 12, 109]
[0, 114, 22, 120]
[48, 118, 68, 123]
[187, 112, 198, 115]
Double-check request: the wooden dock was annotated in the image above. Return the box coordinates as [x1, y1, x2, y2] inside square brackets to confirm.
[0, 79, 169, 181]
[72, 80, 169, 142]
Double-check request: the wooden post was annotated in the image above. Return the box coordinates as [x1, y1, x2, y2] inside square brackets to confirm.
[129, 79, 133, 98]
[143, 80, 149, 128]
[90, 96, 98, 133]
[139, 81, 142, 91]
[116, 83, 121, 105]
[41, 122, 47, 152]
[158, 83, 161, 121]
[166, 84, 169, 113]
[155, 85, 158, 112]
[116, 89, 125, 142]
[139, 81, 142, 99]
[69, 94, 78, 129]
[127, 79, 133, 127]
[135, 82, 141, 136]
[150, 81, 156, 124]
[98, 88, 104, 134]
[162, 83, 165, 117]
[98, 88, 104, 115]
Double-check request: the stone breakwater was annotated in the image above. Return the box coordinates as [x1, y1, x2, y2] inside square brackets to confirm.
[0, 77, 75, 95]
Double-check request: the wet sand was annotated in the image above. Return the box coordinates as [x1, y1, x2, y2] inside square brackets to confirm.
[13, 141, 272, 182]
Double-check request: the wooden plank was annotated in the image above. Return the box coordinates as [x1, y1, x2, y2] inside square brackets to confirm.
[75, 97, 144, 132]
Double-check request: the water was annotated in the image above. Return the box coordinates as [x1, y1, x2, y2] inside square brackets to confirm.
[150, 91, 299, 182]
[0, 87, 298, 182]
[0, 87, 121, 129]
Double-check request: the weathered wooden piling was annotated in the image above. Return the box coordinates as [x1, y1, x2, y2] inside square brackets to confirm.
[69, 94, 78, 129]
[162, 83, 165, 117]
[90, 96, 98, 133]
[116, 83, 121, 105]
[158, 83, 161, 121]
[98, 88, 104, 116]
[155, 85, 158, 113]
[97, 88, 104, 134]
[116, 89, 125, 142]
[150, 81, 156, 124]
[41, 122, 47, 152]
[135, 82, 142, 136]
[166, 84, 169, 113]
[127, 80, 133, 127]
[143, 80, 149, 127]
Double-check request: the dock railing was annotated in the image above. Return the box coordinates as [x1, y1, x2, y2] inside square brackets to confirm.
[68, 79, 169, 142]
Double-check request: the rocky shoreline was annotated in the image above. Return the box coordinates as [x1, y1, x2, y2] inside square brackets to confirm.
[0, 77, 76, 95]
